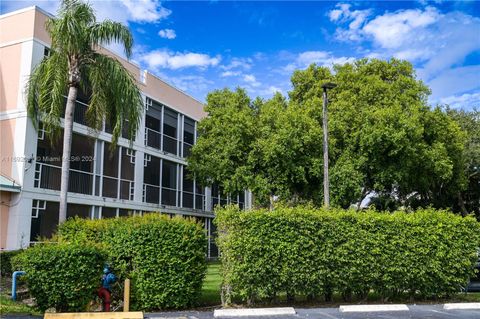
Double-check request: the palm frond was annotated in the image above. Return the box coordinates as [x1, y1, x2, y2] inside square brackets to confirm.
[26, 52, 69, 141]
[47, 0, 95, 55]
[89, 20, 133, 58]
[85, 53, 143, 146]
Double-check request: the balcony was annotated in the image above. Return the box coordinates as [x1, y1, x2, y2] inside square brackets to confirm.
[145, 127, 161, 149]
[143, 183, 160, 204]
[62, 97, 89, 126]
[34, 162, 93, 195]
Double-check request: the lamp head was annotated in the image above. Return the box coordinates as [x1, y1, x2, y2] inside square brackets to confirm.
[321, 82, 337, 90]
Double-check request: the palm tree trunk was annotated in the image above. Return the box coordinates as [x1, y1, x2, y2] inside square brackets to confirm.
[59, 85, 78, 223]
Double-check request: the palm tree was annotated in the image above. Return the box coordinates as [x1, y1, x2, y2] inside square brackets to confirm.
[27, 0, 143, 223]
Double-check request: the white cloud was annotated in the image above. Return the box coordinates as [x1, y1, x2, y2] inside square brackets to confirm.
[168, 75, 213, 95]
[331, 6, 480, 75]
[427, 65, 480, 101]
[438, 92, 480, 110]
[262, 85, 283, 95]
[362, 7, 439, 49]
[221, 71, 241, 77]
[1, 0, 171, 24]
[138, 49, 221, 70]
[328, 3, 372, 41]
[283, 50, 356, 72]
[329, 5, 480, 108]
[220, 57, 253, 71]
[243, 74, 261, 87]
[158, 29, 176, 39]
[121, 0, 171, 23]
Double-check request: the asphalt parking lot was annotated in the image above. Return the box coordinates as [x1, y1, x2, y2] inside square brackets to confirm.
[146, 305, 480, 319]
[2, 305, 479, 319]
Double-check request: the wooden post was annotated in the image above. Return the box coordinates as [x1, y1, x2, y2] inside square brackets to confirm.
[124, 279, 130, 312]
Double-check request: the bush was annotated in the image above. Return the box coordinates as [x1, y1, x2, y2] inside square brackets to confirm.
[58, 214, 207, 310]
[1, 250, 21, 276]
[12, 243, 106, 312]
[216, 206, 480, 304]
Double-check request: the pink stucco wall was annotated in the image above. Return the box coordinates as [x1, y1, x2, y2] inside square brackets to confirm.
[0, 44, 22, 111]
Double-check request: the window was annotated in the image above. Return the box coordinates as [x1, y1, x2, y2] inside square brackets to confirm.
[35, 132, 93, 195]
[182, 167, 194, 208]
[31, 202, 90, 243]
[66, 203, 91, 219]
[143, 155, 160, 204]
[30, 201, 58, 242]
[239, 191, 245, 210]
[195, 182, 204, 210]
[162, 160, 177, 206]
[183, 117, 195, 157]
[102, 143, 118, 198]
[120, 148, 135, 200]
[163, 108, 178, 155]
[102, 207, 117, 218]
[211, 183, 220, 209]
[43, 47, 51, 58]
[145, 99, 162, 149]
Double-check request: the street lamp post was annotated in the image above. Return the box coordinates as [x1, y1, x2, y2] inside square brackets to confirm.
[321, 82, 337, 208]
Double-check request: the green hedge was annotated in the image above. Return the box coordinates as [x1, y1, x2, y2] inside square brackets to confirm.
[57, 214, 207, 310]
[12, 243, 106, 312]
[1, 250, 21, 276]
[216, 206, 480, 303]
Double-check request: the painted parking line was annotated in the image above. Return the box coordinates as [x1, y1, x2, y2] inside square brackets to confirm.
[443, 303, 480, 310]
[213, 307, 296, 317]
[339, 304, 409, 312]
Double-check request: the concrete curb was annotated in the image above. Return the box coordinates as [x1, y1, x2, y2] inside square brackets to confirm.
[213, 307, 296, 317]
[443, 303, 480, 310]
[339, 304, 409, 312]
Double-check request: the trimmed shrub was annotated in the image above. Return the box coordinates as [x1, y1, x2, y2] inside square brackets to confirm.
[12, 243, 106, 312]
[216, 206, 480, 303]
[58, 214, 207, 310]
[1, 250, 21, 276]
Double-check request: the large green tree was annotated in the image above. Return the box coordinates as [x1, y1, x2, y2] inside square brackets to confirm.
[447, 108, 480, 217]
[188, 88, 257, 196]
[290, 59, 465, 209]
[189, 58, 467, 212]
[27, 0, 143, 222]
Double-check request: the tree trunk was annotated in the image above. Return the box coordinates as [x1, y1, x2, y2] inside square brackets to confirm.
[457, 192, 468, 217]
[59, 85, 78, 223]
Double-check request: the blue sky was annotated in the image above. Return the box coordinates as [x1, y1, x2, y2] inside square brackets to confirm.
[2, 1, 479, 109]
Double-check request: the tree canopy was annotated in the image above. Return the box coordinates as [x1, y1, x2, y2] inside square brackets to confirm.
[188, 58, 477, 215]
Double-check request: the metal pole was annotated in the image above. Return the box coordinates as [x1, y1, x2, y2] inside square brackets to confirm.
[11, 271, 26, 301]
[124, 278, 130, 312]
[322, 88, 330, 208]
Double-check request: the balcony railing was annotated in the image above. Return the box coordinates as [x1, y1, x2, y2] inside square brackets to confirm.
[145, 127, 161, 149]
[163, 135, 177, 155]
[143, 183, 160, 204]
[183, 191, 194, 208]
[162, 187, 176, 206]
[62, 97, 88, 126]
[183, 143, 192, 158]
[120, 179, 134, 200]
[34, 162, 93, 195]
[102, 176, 118, 198]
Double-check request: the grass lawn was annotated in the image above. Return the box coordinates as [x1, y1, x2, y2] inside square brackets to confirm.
[0, 294, 41, 316]
[198, 261, 222, 307]
[195, 263, 480, 308]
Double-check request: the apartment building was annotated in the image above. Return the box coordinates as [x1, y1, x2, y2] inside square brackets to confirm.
[0, 6, 251, 255]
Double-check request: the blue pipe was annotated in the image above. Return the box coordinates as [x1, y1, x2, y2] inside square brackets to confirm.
[12, 271, 26, 301]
